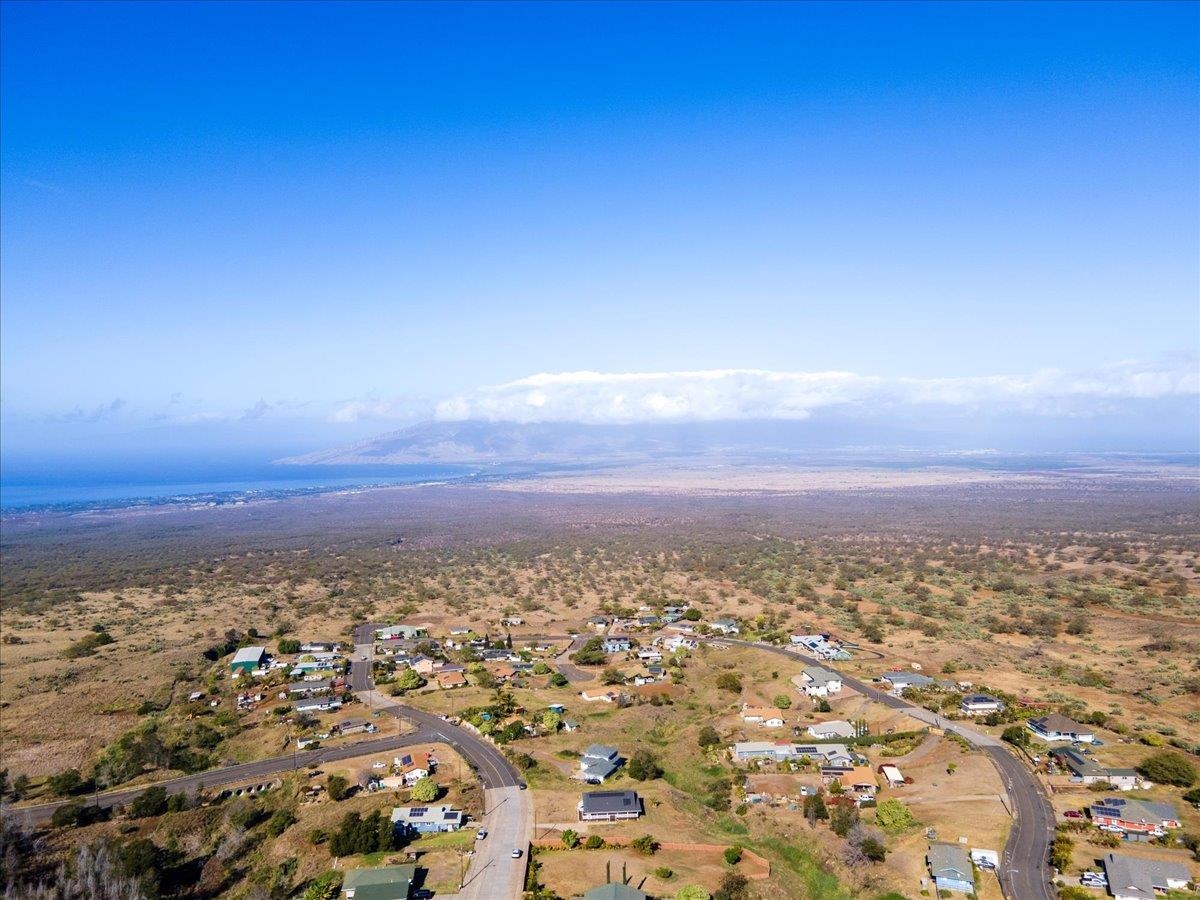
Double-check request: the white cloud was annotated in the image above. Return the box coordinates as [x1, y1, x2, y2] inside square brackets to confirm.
[428, 361, 1199, 424]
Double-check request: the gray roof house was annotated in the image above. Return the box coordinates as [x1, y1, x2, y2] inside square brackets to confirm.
[578, 790, 643, 822]
[801, 665, 843, 696]
[1102, 852, 1191, 900]
[580, 745, 622, 783]
[880, 671, 935, 693]
[926, 842, 974, 894]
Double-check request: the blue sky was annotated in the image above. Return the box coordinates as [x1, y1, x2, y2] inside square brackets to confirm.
[1, 1, 1197, 460]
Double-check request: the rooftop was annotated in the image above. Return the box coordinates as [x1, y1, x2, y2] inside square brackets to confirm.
[580, 790, 642, 815]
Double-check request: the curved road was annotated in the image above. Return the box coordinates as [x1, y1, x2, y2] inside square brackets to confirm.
[352, 624, 533, 900]
[3, 731, 435, 829]
[725, 638, 1054, 900]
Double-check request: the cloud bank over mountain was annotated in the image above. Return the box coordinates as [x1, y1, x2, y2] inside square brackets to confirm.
[414, 361, 1198, 426]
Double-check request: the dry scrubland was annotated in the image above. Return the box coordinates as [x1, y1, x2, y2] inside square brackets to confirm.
[1, 469, 1199, 898]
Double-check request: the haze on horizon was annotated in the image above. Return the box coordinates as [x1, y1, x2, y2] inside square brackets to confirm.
[1, 1, 1198, 470]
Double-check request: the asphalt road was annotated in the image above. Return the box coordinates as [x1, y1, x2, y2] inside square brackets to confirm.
[352, 622, 533, 896]
[4, 731, 434, 829]
[726, 638, 1054, 900]
[554, 634, 594, 684]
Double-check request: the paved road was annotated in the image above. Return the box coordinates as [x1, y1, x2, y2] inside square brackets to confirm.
[352, 623, 533, 897]
[3, 731, 434, 829]
[726, 639, 1054, 900]
[554, 635, 594, 684]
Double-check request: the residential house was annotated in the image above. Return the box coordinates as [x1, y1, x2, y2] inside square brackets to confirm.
[664, 635, 697, 652]
[435, 670, 468, 689]
[636, 649, 662, 663]
[879, 671, 935, 695]
[394, 751, 431, 786]
[486, 663, 518, 682]
[337, 718, 376, 736]
[580, 745, 622, 783]
[562, 719, 580, 732]
[1049, 748, 1138, 789]
[500, 616, 523, 626]
[959, 695, 1004, 716]
[1028, 714, 1096, 744]
[578, 790, 643, 822]
[602, 637, 632, 653]
[586, 616, 610, 630]
[375, 625, 427, 641]
[288, 679, 332, 696]
[580, 689, 619, 703]
[801, 665, 843, 697]
[742, 705, 786, 727]
[710, 618, 740, 634]
[836, 766, 879, 800]
[731, 742, 853, 769]
[1101, 853, 1191, 900]
[878, 765, 905, 788]
[807, 720, 856, 739]
[665, 623, 696, 635]
[390, 805, 464, 834]
[1089, 798, 1181, 836]
[295, 698, 342, 714]
[927, 843, 975, 894]
[230, 646, 267, 675]
[301, 642, 337, 653]
[341, 864, 416, 900]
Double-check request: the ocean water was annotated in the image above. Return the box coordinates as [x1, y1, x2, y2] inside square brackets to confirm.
[0, 463, 483, 511]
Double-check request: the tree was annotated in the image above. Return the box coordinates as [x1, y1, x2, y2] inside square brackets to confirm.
[47, 769, 88, 797]
[531, 661, 550, 675]
[129, 785, 169, 818]
[278, 638, 302, 654]
[548, 672, 569, 687]
[541, 711, 561, 733]
[561, 828, 580, 849]
[874, 798, 915, 832]
[722, 846, 742, 865]
[715, 673, 742, 693]
[301, 871, 343, 900]
[628, 749, 663, 781]
[267, 808, 297, 836]
[1050, 833, 1074, 871]
[584, 834, 604, 849]
[409, 776, 439, 803]
[698, 725, 721, 748]
[772, 695, 792, 710]
[861, 835, 887, 862]
[816, 698, 832, 713]
[1137, 752, 1197, 787]
[601, 667, 625, 686]
[713, 870, 749, 900]
[1001, 725, 1030, 748]
[570, 638, 607, 666]
[683, 608, 701, 621]
[392, 667, 426, 693]
[830, 803, 859, 837]
[653, 866, 674, 879]
[326, 774, 350, 801]
[675, 887, 710, 900]
[632, 834, 659, 855]
[803, 792, 828, 826]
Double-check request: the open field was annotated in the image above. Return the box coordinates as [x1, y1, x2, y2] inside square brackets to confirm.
[2, 471, 1199, 897]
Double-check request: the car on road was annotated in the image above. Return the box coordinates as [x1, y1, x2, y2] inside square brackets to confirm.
[361, 654, 369, 660]
[511, 849, 523, 858]
[476, 830, 487, 841]
[518, 782, 527, 790]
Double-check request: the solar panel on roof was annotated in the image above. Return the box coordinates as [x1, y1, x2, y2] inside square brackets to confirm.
[443, 811, 458, 820]
[410, 807, 428, 816]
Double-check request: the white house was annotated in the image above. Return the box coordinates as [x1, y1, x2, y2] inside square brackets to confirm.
[741, 705, 786, 728]
[665, 635, 697, 652]
[1027, 714, 1095, 744]
[807, 720, 856, 739]
[801, 666, 843, 697]
[959, 695, 1004, 716]
[710, 619, 740, 635]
